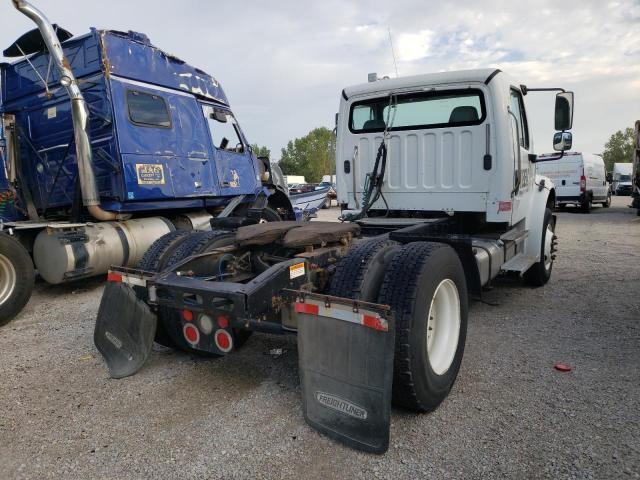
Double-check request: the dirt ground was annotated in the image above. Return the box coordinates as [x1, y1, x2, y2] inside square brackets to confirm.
[1, 196, 638, 479]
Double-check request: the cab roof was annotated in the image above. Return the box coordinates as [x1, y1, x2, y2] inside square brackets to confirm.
[343, 68, 504, 98]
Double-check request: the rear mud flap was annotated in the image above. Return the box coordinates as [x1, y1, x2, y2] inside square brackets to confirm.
[94, 282, 157, 379]
[296, 298, 395, 454]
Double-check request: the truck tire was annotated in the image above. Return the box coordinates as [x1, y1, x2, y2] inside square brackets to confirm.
[158, 230, 240, 355]
[378, 242, 468, 412]
[581, 197, 592, 213]
[327, 237, 398, 301]
[603, 193, 611, 208]
[135, 230, 191, 347]
[136, 230, 191, 299]
[260, 206, 282, 222]
[0, 234, 35, 326]
[524, 208, 555, 286]
[137, 230, 191, 275]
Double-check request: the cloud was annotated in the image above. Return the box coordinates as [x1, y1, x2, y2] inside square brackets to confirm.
[396, 30, 435, 61]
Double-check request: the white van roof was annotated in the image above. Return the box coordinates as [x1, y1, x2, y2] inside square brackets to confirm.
[538, 152, 584, 159]
[537, 152, 604, 165]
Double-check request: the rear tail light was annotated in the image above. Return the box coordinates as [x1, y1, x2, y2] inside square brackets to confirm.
[214, 329, 233, 353]
[580, 175, 586, 192]
[182, 309, 194, 322]
[217, 314, 229, 329]
[198, 314, 214, 334]
[183, 324, 200, 345]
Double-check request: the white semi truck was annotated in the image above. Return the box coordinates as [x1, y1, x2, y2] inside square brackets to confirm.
[97, 69, 573, 453]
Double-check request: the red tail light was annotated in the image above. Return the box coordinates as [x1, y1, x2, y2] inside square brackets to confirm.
[214, 329, 233, 353]
[580, 175, 586, 192]
[183, 324, 199, 344]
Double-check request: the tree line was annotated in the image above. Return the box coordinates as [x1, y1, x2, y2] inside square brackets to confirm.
[251, 127, 335, 184]
[602, 128, 635, 172]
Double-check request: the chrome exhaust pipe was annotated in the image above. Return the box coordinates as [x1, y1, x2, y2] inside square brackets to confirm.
[12, 0, 125, 220]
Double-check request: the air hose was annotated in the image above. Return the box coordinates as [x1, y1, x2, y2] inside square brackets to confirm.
[341, 95, 396, 222]
[341, 140, 389, 221]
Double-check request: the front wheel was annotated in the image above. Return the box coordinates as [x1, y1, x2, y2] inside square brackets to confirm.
[0, 234, 35, 326]
[378, 242, 468, 412]
[524, 208, 555, 286]
[603, 193, 611, 208]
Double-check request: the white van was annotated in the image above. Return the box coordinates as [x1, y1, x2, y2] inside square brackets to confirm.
[536, 152, 609, 212]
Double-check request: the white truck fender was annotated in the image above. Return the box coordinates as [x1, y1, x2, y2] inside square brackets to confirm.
[524, 174, 556, 261]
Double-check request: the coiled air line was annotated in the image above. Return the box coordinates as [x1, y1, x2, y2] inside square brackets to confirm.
[341, 94, 397, 221]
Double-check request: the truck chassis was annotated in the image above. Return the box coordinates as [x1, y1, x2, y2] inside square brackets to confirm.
[95, 213, 556, 453]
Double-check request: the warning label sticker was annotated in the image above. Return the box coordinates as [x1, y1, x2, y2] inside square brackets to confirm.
[289, 262, 305, 279]
[136, 164, 165, 185]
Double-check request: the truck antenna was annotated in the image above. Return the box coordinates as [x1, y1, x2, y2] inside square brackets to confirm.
[388, 27, 399, 78]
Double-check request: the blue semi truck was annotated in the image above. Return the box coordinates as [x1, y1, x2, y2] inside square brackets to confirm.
[0, 0, 293, 324]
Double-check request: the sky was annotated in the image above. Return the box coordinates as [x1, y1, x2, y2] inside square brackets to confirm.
[1, 0, 639, 160]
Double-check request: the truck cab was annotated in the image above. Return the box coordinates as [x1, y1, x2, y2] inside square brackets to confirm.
[336, 69, 566, 266]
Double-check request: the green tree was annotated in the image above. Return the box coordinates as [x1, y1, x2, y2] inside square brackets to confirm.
[250, 143, 271, 159]
[278, 127, 335, 183]
[602, 128, 634, 172]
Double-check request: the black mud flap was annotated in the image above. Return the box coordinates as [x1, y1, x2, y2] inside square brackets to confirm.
[94, 281, 157, 379]
[296, 296, 395, 454]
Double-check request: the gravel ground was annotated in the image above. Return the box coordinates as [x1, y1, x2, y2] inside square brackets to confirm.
[1, 197, 639, 479]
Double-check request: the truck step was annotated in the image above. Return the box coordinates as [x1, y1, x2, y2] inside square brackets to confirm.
[500, 229, 529, 243]
[500, 253, 537, 273]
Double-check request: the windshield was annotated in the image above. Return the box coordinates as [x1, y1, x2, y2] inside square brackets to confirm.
[618, 174, 631, 182]
[349, 89, 485, 133]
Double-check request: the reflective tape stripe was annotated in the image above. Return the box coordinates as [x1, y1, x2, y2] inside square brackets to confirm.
[106, 272, 122, 282]
[295, 302, 319, 315]
[106, 270, 147, 287]
[294, 300, 388, 332]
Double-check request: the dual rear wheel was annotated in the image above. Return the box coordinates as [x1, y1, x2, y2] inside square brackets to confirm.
[328, 238, 468, 411]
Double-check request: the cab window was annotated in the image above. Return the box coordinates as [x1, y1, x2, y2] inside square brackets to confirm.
[127, 90, 171, 128]
[202, 105, 244, 153]
[509, 89, 530, 149]
[350, 89, 486, 133]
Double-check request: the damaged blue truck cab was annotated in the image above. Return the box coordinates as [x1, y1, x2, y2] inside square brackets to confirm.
[1, 28, 277, 216]
[0, 21, 292, 323]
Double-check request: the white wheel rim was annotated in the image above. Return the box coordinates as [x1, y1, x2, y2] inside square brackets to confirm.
[543, 225, 554, 271]
[426, 279, 461, 375]
[0, 253, 17, 306]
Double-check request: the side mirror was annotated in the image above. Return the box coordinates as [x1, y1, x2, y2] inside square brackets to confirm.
[211, 110, 228, 123]
[554, 91, 574, 131]
[553, 131, 572, 151]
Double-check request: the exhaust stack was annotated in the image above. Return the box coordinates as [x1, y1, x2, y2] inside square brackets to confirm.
[12, 0, 124, 221]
